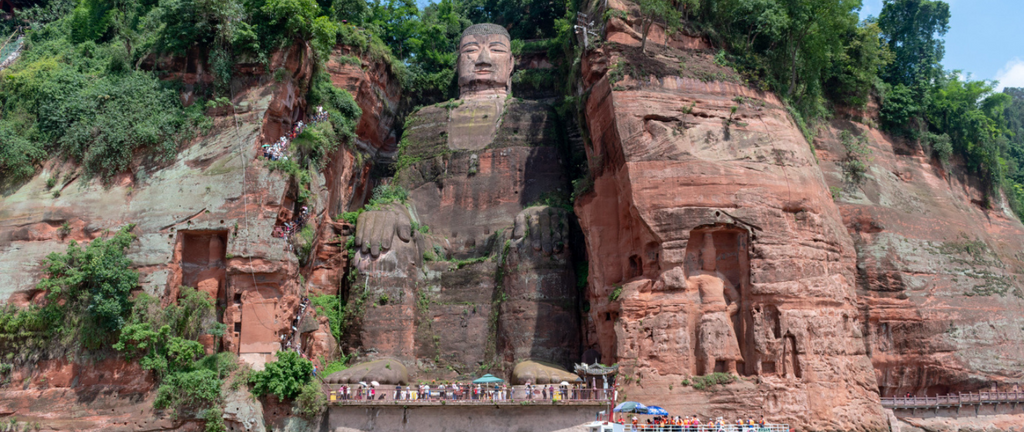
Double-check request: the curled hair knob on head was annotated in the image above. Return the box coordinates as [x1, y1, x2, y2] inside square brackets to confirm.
[461, 23, 511, 40]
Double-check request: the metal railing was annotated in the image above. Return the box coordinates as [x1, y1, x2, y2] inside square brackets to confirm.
[326, 385, 615, 404]
[619, 425, 789, 432]
[881, 392, 1024, 409]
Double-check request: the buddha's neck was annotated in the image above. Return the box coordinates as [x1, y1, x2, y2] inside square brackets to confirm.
[459, 87, 507, 100]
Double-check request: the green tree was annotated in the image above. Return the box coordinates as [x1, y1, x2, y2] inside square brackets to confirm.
[404, 0, 469, 102]
[0, 122, 46, 187]
[462, 0, 566, 39]
[332, 0, 368, 23]
[154, 369, 223, 413]
[36, 225, 139, 334]
[249, 350, 314, 400]
[926, 73, 1009, 181]
[878, 0, 950, 89]
[367, 0, 420, 59]
[825, 19, 892, 107]
[636, 0, 681, 55]
[159, 0, 245, 54]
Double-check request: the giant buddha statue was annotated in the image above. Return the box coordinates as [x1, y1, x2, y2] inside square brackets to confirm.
[349, 23, 580, 379]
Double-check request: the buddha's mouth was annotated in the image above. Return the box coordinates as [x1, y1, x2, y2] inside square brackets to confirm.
[474, 69, 492, 75]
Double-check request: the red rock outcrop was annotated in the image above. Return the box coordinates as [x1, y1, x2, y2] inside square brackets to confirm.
[0, 39, 399, 429]
[572, 6, 885, 430]
[815, 119, 1024, 397]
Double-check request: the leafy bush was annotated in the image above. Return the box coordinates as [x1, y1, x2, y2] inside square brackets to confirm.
[36, 225, 139, 337]
[686, 372, 736, 390]
[321, 358, 349, 376]
[202, 407, 227, 432]
[839, 130, 872, 187]
[880, 84, 919, 136]
[366, 184, 408, 209]
[0, 19, 206, 183]
[249, 350, 313, 400]
[608, 285, 623, 302]
[154, 369, 222, 413]
[295, 380, 327, 418]
[310, 294, 344, 342]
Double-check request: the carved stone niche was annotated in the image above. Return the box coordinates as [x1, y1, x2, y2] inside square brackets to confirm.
[682, 224, 750, 376]
[682, 223, 801, 379]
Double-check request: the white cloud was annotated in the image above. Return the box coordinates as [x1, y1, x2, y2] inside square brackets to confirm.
[994, 58, 1024, 91]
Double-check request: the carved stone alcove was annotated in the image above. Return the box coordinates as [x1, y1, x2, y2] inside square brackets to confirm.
[683, 224, 749, 375]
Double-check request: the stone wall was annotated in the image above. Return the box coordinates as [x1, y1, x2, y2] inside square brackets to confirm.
[328, 405, 598, 432]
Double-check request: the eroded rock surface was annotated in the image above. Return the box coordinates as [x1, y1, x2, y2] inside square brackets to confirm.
[815, 121, 1024, 396]
[572, 17, 885, 430]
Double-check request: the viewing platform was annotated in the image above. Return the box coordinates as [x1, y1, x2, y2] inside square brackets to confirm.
[325, 385, 613, 406]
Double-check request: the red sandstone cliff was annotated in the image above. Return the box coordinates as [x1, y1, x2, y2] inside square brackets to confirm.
[815, 119, 1024, 396]
[3, 6, 1024, 432]
[573, 25, 885, 432]
[0, 42, 398, 430]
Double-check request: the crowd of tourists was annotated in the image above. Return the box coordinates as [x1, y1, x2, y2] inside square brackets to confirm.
[260, 106, 329, 162]
[271, 205, 310, 239]
[623, 416, 776, 432]
[331, 382, 614, 402]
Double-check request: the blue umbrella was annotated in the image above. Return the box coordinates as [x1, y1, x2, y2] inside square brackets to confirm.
[646, 406, 669, 416]
[613, 401, 648, 413]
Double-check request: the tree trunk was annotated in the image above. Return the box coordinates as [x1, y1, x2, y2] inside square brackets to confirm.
[788, 42, 799, 96]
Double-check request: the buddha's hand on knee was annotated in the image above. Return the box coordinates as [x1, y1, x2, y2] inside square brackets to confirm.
[512, 205, 569, 256]
[354, 203, 412, 257]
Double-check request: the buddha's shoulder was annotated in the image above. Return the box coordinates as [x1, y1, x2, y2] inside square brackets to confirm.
[491, 98, 560, 149]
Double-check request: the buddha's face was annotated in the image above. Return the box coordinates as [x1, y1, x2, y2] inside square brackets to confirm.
[457, 32, 513, 98]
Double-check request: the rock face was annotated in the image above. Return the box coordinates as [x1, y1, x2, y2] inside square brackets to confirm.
[0, 41, 398, 430]
[815, 121, 1024, 396]
[572, 10, 885, 430]
[4, 11, 1024, 432]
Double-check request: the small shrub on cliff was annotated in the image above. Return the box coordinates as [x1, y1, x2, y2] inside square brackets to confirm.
[685, 372, 736, 390]
[839, 130, 872, 188]
[608, 285, 623, 302]
[249, 350, 313, 400]
[32, 225, 139, 347]
[310, 294, 345, 342]
[366, 184, 409, 209]
[202, 407, 227, 432]
[295, 380, 328, 418]
[154, 369, 223, 415]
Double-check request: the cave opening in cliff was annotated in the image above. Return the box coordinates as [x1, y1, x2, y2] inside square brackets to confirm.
[175, 230, 228, 305]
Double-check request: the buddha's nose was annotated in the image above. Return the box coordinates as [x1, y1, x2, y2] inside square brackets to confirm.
[477, 47, 492, 65]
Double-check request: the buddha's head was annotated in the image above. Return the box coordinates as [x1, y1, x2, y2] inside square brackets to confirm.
[457, 23, 514, 99]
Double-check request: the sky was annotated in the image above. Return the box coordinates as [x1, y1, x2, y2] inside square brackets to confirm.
[859, 0, 1024, 91]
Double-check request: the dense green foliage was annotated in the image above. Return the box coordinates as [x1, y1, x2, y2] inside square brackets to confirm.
[310, 293, 344, 342]
[5, 225, 142, 349]
[694, 0, 883, 124]
[113, 287, 217, 377]
[870, 0, 1018, 213]
[0, 227, 231, 420]
[154, 368, 223, 413]
[249, 350, 314, 400]
[295, 380, 328, 417]
[0, 7, 211, 184]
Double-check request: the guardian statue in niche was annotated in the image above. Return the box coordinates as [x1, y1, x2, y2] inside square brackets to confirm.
[688, 233, 744, 374]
